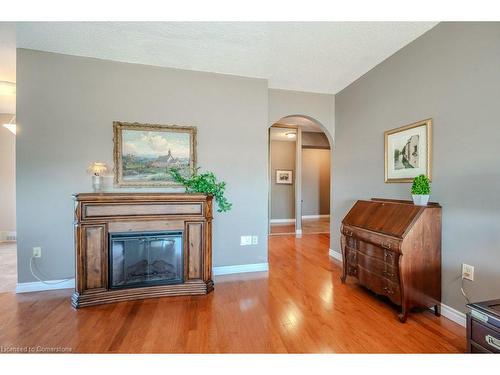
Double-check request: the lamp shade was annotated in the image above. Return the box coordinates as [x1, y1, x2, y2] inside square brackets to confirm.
[87, 162, 108, 176]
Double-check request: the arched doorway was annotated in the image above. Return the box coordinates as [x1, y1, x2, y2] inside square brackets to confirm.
[268, 115, 333, 237]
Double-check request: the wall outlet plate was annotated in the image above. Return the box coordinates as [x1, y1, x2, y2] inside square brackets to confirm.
[462, 263, 474, 281]
[240, 236, 252, 246]
[251, 236, 258, 245]
[33, 247, 42, 258]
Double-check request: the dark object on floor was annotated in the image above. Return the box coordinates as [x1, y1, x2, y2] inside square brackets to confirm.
[467, 299, 500, 353]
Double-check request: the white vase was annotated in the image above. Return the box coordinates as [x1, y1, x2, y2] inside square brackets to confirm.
[412, 194, 430, 206]
[92, 175, 103, 192]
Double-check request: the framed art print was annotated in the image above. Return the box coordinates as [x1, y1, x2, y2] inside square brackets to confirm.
[384, 119, 432, 183]
[113, 122, 197, 187]
[276, 169, 293, 184]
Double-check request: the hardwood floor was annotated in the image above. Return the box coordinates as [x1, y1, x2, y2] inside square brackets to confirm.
[270, 217, 330, 235]
[0, 234, 465, 353]
[270, 222, 295, 234]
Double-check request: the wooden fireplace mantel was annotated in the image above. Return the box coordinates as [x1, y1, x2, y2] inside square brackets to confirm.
[71, 192, 213, 308]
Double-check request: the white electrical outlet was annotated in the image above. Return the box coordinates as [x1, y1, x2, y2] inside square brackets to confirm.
[33, 247, 42, 258]
[251, 236, 258, 245]
[240, 236, 252, 246]
[462, 263, 474, 281]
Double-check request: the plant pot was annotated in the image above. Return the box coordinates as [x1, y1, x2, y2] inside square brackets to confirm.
[412, 194, 430, 206]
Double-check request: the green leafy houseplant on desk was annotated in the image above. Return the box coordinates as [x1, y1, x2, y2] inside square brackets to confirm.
[168, 168, 232, 213]
[411, 174, 431, 206]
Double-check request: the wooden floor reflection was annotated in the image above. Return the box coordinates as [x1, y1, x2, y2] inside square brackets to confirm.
[0, 233, 465, 353]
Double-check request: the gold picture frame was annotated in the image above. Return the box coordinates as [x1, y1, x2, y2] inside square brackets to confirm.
[384, 118, 432, 183]
[113, 122, 197, 187]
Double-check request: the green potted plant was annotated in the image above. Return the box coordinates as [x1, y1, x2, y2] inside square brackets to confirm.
[168, 168, 232, 213]
[411, 174, 431, 206]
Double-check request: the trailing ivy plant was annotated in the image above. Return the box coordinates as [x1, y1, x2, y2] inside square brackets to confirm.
[168, 168, 232, 213]
[411, 174, 431, 195]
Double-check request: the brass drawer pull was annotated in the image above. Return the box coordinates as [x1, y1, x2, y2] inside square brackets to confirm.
[383, 271, 396, 278]
[485, 335, 500, 351]
[384, 251, 394, 261]
[381, 242, 391, 249]
[345, 230, 353, 236]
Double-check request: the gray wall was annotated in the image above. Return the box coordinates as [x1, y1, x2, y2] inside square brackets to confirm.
[270, 140, 295, 220]
[302, 148, 330, 216]
[333, 22, 500, 313]
[0, 113, 16, 234]
[17, 49, 269, 282]
[268, 89, 335, 140]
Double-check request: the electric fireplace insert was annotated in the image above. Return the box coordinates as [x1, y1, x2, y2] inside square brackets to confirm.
[109, 231, 183, 289]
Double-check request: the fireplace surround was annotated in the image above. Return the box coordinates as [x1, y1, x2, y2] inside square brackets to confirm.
[71, 193, 213, 308]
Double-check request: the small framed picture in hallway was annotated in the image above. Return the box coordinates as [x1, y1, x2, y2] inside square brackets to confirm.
[275, 169, 293, 184]
[384, 118, 432, 183]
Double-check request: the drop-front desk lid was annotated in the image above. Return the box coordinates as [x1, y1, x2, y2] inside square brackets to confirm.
[342, 198, 440, 238]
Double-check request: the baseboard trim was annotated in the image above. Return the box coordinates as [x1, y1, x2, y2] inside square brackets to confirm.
[213, 262, 269, 276]
[270, 215, 330, 224]
[16, 278, 75, 293]
[302, 214, 330, 219]
[329, 248, 342, 261]
[437, 303, 466, 327]
[270, 218, 295, 224]
[16, 264, 271, 292]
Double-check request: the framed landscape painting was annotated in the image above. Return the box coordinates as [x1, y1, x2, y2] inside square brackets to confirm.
[113, 122, 197, 187]
[384, 119, 432, 183]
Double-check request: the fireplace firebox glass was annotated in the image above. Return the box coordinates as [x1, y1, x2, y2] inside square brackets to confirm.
[109, 231, 183, 289]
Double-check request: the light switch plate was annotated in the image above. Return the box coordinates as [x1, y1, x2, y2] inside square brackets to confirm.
[252, 236, 258, 245]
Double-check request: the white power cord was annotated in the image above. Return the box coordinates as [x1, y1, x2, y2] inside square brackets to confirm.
[29, 256, 73, 285]
[461, 276, 471, 304]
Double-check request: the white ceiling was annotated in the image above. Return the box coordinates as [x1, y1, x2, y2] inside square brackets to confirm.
[15, 22, 437, 94]
[270, 127, 297, 142]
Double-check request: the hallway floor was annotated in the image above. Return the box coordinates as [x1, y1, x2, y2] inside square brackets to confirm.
[270, 216, 329, 235]
[0, 242, 17, 293]
[0, 234, 465, 353]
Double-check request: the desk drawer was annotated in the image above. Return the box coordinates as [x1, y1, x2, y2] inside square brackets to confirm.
[342, 225, 401, 252]
[357, 265, 401, 305]
[357, 241, 399, 268]
[357, 252, 399, 284]
[471, 320, 500, 353]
